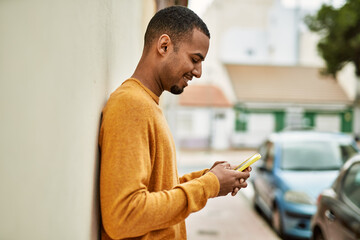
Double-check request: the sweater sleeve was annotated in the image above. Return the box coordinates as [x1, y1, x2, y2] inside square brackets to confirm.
[99, 96, 219, 239]
[179, 169, 210, 183]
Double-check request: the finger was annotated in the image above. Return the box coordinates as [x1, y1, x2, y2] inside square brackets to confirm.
[233, 178, 248, 189]
[216, 162, 231, 169]
[241, 182, 247, 188]
[214, 161, 227, 165]
[232, 187, 240, 196]
[230, 164, 238, 170]
[232, 178, 242, 189]
[237, 166, 252, 173]
[210, 161, 227, 170]
[213, 161, 227, 168]
[243, 166, 252, 172]
[224, 163, 231, 169]
[239, 181, 248, 189]
[233, 171, 250, 179]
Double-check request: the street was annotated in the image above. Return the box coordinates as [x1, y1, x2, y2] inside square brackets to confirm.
[178, 150, 280, 240]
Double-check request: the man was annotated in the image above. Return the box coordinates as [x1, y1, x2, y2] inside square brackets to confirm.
[99, 6, 251, 240]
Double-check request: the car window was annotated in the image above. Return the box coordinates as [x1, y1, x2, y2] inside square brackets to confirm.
[280, 141, 357, 171]
[340, 145, 358, 163]
[343, 162, 360, 209]
[264, 142, 274, 171]
[258, 142, 268, 161]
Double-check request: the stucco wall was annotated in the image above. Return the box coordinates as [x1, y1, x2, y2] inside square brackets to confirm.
[0, 0, 153, 239]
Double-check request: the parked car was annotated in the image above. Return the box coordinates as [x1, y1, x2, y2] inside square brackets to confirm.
[252, 131, 359, 239]
[310, 154, 360, 240]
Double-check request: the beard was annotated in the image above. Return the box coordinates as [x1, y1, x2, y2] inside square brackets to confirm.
[170, 84, 184, 95]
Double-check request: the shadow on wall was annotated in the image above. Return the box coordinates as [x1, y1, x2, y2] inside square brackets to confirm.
[93, 113, 103, 239]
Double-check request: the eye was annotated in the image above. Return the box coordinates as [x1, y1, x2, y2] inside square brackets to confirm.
[192, 58, 199, 63]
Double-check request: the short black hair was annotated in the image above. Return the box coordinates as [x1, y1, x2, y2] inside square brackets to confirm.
[144, 6, 210, 50]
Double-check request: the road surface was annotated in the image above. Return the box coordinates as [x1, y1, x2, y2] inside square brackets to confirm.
[178, 150, 280, 240]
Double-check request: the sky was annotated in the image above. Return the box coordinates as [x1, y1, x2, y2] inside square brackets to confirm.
[188, 0, 346, 17]
[282, 0, 346, 9]
[188, 0, 214, 17]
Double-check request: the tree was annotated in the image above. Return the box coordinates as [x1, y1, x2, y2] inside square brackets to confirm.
[304, 0, 360, 79]
[305, 0, 360, 136]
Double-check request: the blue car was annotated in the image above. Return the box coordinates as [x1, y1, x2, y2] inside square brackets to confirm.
[252, 131, 359, 239]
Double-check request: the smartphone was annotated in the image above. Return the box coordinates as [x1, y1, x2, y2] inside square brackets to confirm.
[234, 153, 261, 172]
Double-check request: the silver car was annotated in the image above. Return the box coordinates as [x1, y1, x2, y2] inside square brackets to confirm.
[311, 154, 360, 240]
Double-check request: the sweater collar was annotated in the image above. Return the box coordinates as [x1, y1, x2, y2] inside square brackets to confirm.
[127, 78, 160, 105]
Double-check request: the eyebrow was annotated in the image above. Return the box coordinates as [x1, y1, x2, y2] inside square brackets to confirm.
[194, 53, 205, 61]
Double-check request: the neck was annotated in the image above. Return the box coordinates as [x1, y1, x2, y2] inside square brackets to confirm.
[131, 55, 163, 97]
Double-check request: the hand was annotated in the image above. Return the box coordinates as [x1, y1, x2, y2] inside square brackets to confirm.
[209, 161, 227, 170]
[209, 162, 251, 197]
[230, 166, 252, 196]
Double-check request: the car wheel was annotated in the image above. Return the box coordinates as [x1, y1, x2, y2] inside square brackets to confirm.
[313, 229, 325, 240]
[272, 205, 283, 237]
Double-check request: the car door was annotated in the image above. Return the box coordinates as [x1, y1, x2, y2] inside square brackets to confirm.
[324, 162, 360, 240]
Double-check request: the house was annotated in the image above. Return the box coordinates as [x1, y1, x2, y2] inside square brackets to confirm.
[175, 84, 233, 150]
[227, 64, 353, 147]
[192, 0, 357, 148]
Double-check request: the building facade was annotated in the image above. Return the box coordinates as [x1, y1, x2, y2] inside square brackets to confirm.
[196, 0, 356, 148]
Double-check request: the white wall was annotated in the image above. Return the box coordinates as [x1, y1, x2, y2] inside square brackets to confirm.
[221, 28, 269, 64]
[268, 0, 297, 65]
[232, 113, 275, 148]
[337, 63, 358, 101]
[0, 0, 150, 239]
[211, 108, 234, 150]
[175, 107, 234, 150]
[315, 114, 341, 132]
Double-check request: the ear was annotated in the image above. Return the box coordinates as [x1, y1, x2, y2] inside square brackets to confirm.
[157, 34, 171, 56]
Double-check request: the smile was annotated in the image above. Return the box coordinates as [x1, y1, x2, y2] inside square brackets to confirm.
[183, 75, 193, 86]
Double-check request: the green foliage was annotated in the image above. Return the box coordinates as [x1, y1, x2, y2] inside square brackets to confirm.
[304, 0, 360, 78]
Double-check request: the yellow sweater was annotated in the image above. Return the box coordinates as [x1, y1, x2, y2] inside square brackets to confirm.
[99, 79, 220, 240]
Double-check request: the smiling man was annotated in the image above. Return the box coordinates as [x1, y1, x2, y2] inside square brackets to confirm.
[99, 6, 251, 240]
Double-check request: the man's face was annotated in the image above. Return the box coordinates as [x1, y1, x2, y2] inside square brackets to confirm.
[162, 29, 209, 95]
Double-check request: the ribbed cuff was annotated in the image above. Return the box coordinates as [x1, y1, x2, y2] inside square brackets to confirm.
[198, 172, 220, 198]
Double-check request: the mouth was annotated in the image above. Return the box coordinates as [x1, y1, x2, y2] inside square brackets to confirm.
[183, 74, 193, 86]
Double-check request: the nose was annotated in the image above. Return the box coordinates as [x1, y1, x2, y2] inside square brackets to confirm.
[192, 63, 202, 78]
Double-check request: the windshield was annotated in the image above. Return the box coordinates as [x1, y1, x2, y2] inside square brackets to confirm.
[281, 140, 357, 171]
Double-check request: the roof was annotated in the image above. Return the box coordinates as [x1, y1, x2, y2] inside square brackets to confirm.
[225, 64, 352, 104]
[179, 84, 232, 107]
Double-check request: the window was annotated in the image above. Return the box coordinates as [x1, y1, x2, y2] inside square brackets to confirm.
[343, 162, 360, 209]
[280, 141, 357, 171]
[259, 141, 274, 171]
[215, 113, 225, 119]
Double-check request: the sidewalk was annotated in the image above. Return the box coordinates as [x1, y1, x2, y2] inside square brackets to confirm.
[186, 193, 280, 240]
[177, 149, 280, 240]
